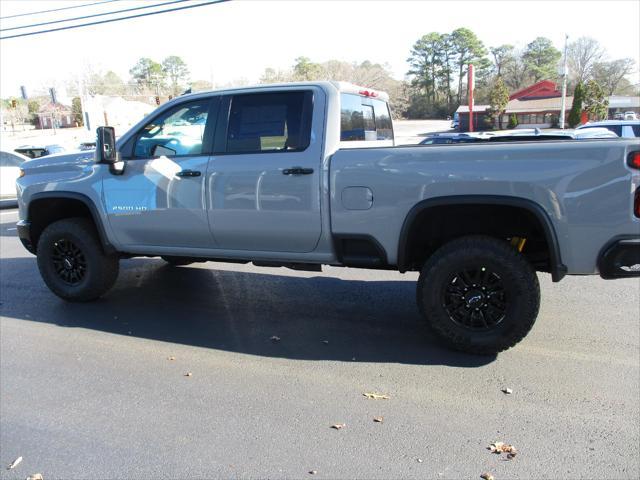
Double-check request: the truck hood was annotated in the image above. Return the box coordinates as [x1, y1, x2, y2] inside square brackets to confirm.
[21, 150, 96, 171]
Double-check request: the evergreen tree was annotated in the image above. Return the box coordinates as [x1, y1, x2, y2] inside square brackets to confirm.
[487, 76, 510, 129]
[583, 80, 609, 121]
[568, 82, 585, 127]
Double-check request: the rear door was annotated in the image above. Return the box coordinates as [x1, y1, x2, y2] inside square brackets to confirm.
[206, 88, 323, 252]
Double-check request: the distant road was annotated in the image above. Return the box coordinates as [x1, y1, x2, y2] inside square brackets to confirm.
[393, 119, 453, 144]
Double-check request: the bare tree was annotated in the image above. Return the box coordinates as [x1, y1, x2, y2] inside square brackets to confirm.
[591, 58, 636, 95]
[567, 37, 605, 84]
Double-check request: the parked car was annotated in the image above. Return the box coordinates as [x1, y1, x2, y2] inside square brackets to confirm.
[419, 132, 488, 144]
[624, 111, 638, 120]
[0, 150, 29, 200]
[15, 81, 640, 355]
[419, 128, 616, 145]
[577, 120, 640, 138]
[78, 141, 96, 151]
[14, 144, 66, 159]
[450, 112, 459, 129]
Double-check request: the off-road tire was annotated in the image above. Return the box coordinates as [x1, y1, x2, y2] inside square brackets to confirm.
[161, 256, 195, 266]
[37, 217, 119, 302]
[417, 235, 540, 355]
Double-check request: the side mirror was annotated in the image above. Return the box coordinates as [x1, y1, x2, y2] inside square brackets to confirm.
[95, 126, 117, 163]
[96, 126, 125, 175]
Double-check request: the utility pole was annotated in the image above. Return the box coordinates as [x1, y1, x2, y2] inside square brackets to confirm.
[468, 64, 475, 132]
[559, 34, 569, 129]
[77, 77, 89, 130]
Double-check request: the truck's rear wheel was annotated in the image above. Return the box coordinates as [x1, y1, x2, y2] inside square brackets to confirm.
[417, 235, 540, 355]
[36, 218, 119, 302]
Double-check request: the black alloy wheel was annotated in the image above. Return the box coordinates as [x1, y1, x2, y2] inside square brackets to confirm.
[51, 238, 88, 285]
[443, 267, 507, 330]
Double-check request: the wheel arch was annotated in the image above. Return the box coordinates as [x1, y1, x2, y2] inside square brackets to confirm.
[397, 195, 567, 282]
[27, 192, 115, 254]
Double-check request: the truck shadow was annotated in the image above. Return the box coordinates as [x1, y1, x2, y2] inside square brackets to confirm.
[0, 257, 495, 367]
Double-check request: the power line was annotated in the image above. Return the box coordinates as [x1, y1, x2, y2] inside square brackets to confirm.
[1, 0, 191, 32]
[0, 0, 121, 20]
[0, 0, 229, 40]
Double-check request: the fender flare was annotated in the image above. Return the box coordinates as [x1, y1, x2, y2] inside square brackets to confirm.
[396, 195, 567, 282]
[29, 191, 116, 254]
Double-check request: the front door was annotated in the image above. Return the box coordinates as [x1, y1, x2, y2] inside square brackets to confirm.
[103, 98, 216, 249]
[207, 90, 322, 253]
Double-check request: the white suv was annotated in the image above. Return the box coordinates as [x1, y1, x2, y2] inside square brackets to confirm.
[577, 120, 640, 138]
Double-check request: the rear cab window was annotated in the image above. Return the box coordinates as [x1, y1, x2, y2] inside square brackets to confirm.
[340, 93, 393, 147]
[225, 91, 313, 154]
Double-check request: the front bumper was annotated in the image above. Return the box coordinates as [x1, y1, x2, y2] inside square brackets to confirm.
[598, 237, 640, 279]
[16, 220, 35, 254]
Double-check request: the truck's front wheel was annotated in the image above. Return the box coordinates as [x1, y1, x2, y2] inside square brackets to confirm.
[417, 235, 540, 355]
[36, 218, 119, 302]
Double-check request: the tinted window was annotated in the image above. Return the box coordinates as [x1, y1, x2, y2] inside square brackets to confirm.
[134, 100, 209, 158]
[340, 94, 393, 141]
[340, 94, 365, 141]
[226, 91, 312, 153]
[372, 99, 393, 140]
[632, 125, 640, 137]
[0, 152, 24, 167]
[15, 148, 46, 159]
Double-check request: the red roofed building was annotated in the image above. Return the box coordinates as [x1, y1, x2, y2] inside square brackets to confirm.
[509, 80, 562, 101]
[456, 79, 639, 131]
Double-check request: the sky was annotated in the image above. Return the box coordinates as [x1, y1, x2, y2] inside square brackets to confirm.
[0, 0, 639, 99]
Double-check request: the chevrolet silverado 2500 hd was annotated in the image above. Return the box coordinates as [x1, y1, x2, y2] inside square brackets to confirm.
[15, 81, 640, 354]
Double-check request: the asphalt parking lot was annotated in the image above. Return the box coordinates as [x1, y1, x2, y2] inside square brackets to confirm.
[0, 207, 639, 479]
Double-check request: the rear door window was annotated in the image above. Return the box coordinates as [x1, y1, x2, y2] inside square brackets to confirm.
[340, 93, 393, 142]
[225, 91, 313, 153]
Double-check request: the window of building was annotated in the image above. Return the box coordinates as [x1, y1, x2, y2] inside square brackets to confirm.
[226, 91, 313, 153]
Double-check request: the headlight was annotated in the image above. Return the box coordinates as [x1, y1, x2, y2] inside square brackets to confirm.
[18, 169, 25, 178]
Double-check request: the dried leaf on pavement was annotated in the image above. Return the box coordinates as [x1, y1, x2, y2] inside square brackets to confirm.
[373, 416, 384, 423]
[331, 423, 346, 430]
[184, 372, 192, 377]
[488, 442, 516, 454]
[7, 456, 22, 469]
[309, 470, 317, 475]
[480, 473, 494, 480]
[501, 388, 513, 394]
[167, 356, 176, 361]
[363, 392, 390, 400]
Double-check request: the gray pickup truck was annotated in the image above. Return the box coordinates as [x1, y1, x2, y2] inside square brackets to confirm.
[15, 81, 640, 354]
